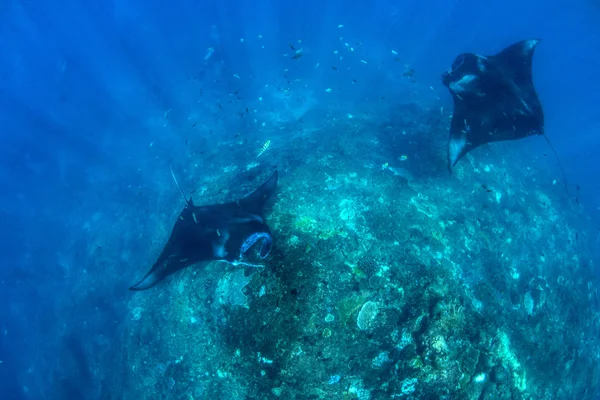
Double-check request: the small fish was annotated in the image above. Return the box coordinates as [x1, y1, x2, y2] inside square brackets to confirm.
[481, 184, 493, 193]
[257, 140, 271, 158]
[218, 104, 223, 111]
[246, 107, 249, 113]
[360, 60, 367, 64]
[204, 47, 214, 61]
[352, 79, 357, 83]
[332, 66, 338, 71]
[289, 44, 295, 50]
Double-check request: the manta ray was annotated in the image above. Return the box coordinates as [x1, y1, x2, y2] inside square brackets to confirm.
[129, 170, 278, 291]
[441, 39, 544, 171]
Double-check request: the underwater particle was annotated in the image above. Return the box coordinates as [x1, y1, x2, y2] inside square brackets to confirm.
[329, 375, 341, 384]
[325, 313, 335, 323]
[338, 24, 344, 28]
[381, 162, 389, 170]
[391, 49, 398, 55]
[360, 60, 367, 64]
[400, 155, 408, 161]
[322, 328, 332, 338]
[258, 96, 263, 101]
[233, 74, 240, 79]
[473, 373, 487, 383]
[325, 88, 332, 93]
[271, 387, 283, 397]
[240, 38, 244, 43]
[357, 301, 379, 331]
[347, 113, 354, 119]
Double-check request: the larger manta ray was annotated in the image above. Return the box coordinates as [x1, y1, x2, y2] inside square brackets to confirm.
[441, 39, 544, 171]
[129, 170, 278, 291]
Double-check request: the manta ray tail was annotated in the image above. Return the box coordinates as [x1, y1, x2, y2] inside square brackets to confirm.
[239, 171, 278, 214]
[542, 135, 570, 195]
[170, 163, 193, 207]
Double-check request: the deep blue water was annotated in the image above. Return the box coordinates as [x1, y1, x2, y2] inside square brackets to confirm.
[1, 0, 599, 398]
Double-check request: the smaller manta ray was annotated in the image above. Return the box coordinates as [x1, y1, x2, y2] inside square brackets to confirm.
[441, 39, 544, 171]
[129, 170, 278, 291]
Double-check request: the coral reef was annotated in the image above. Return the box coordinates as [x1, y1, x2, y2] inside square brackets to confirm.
[116, 104, 600, 399]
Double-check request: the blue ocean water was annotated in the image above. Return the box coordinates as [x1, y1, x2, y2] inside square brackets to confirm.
[1, 0, 599, 399]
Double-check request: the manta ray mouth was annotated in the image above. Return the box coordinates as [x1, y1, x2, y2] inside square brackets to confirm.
[449, 74, 478, 94]
[240, 232, 273, 259]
